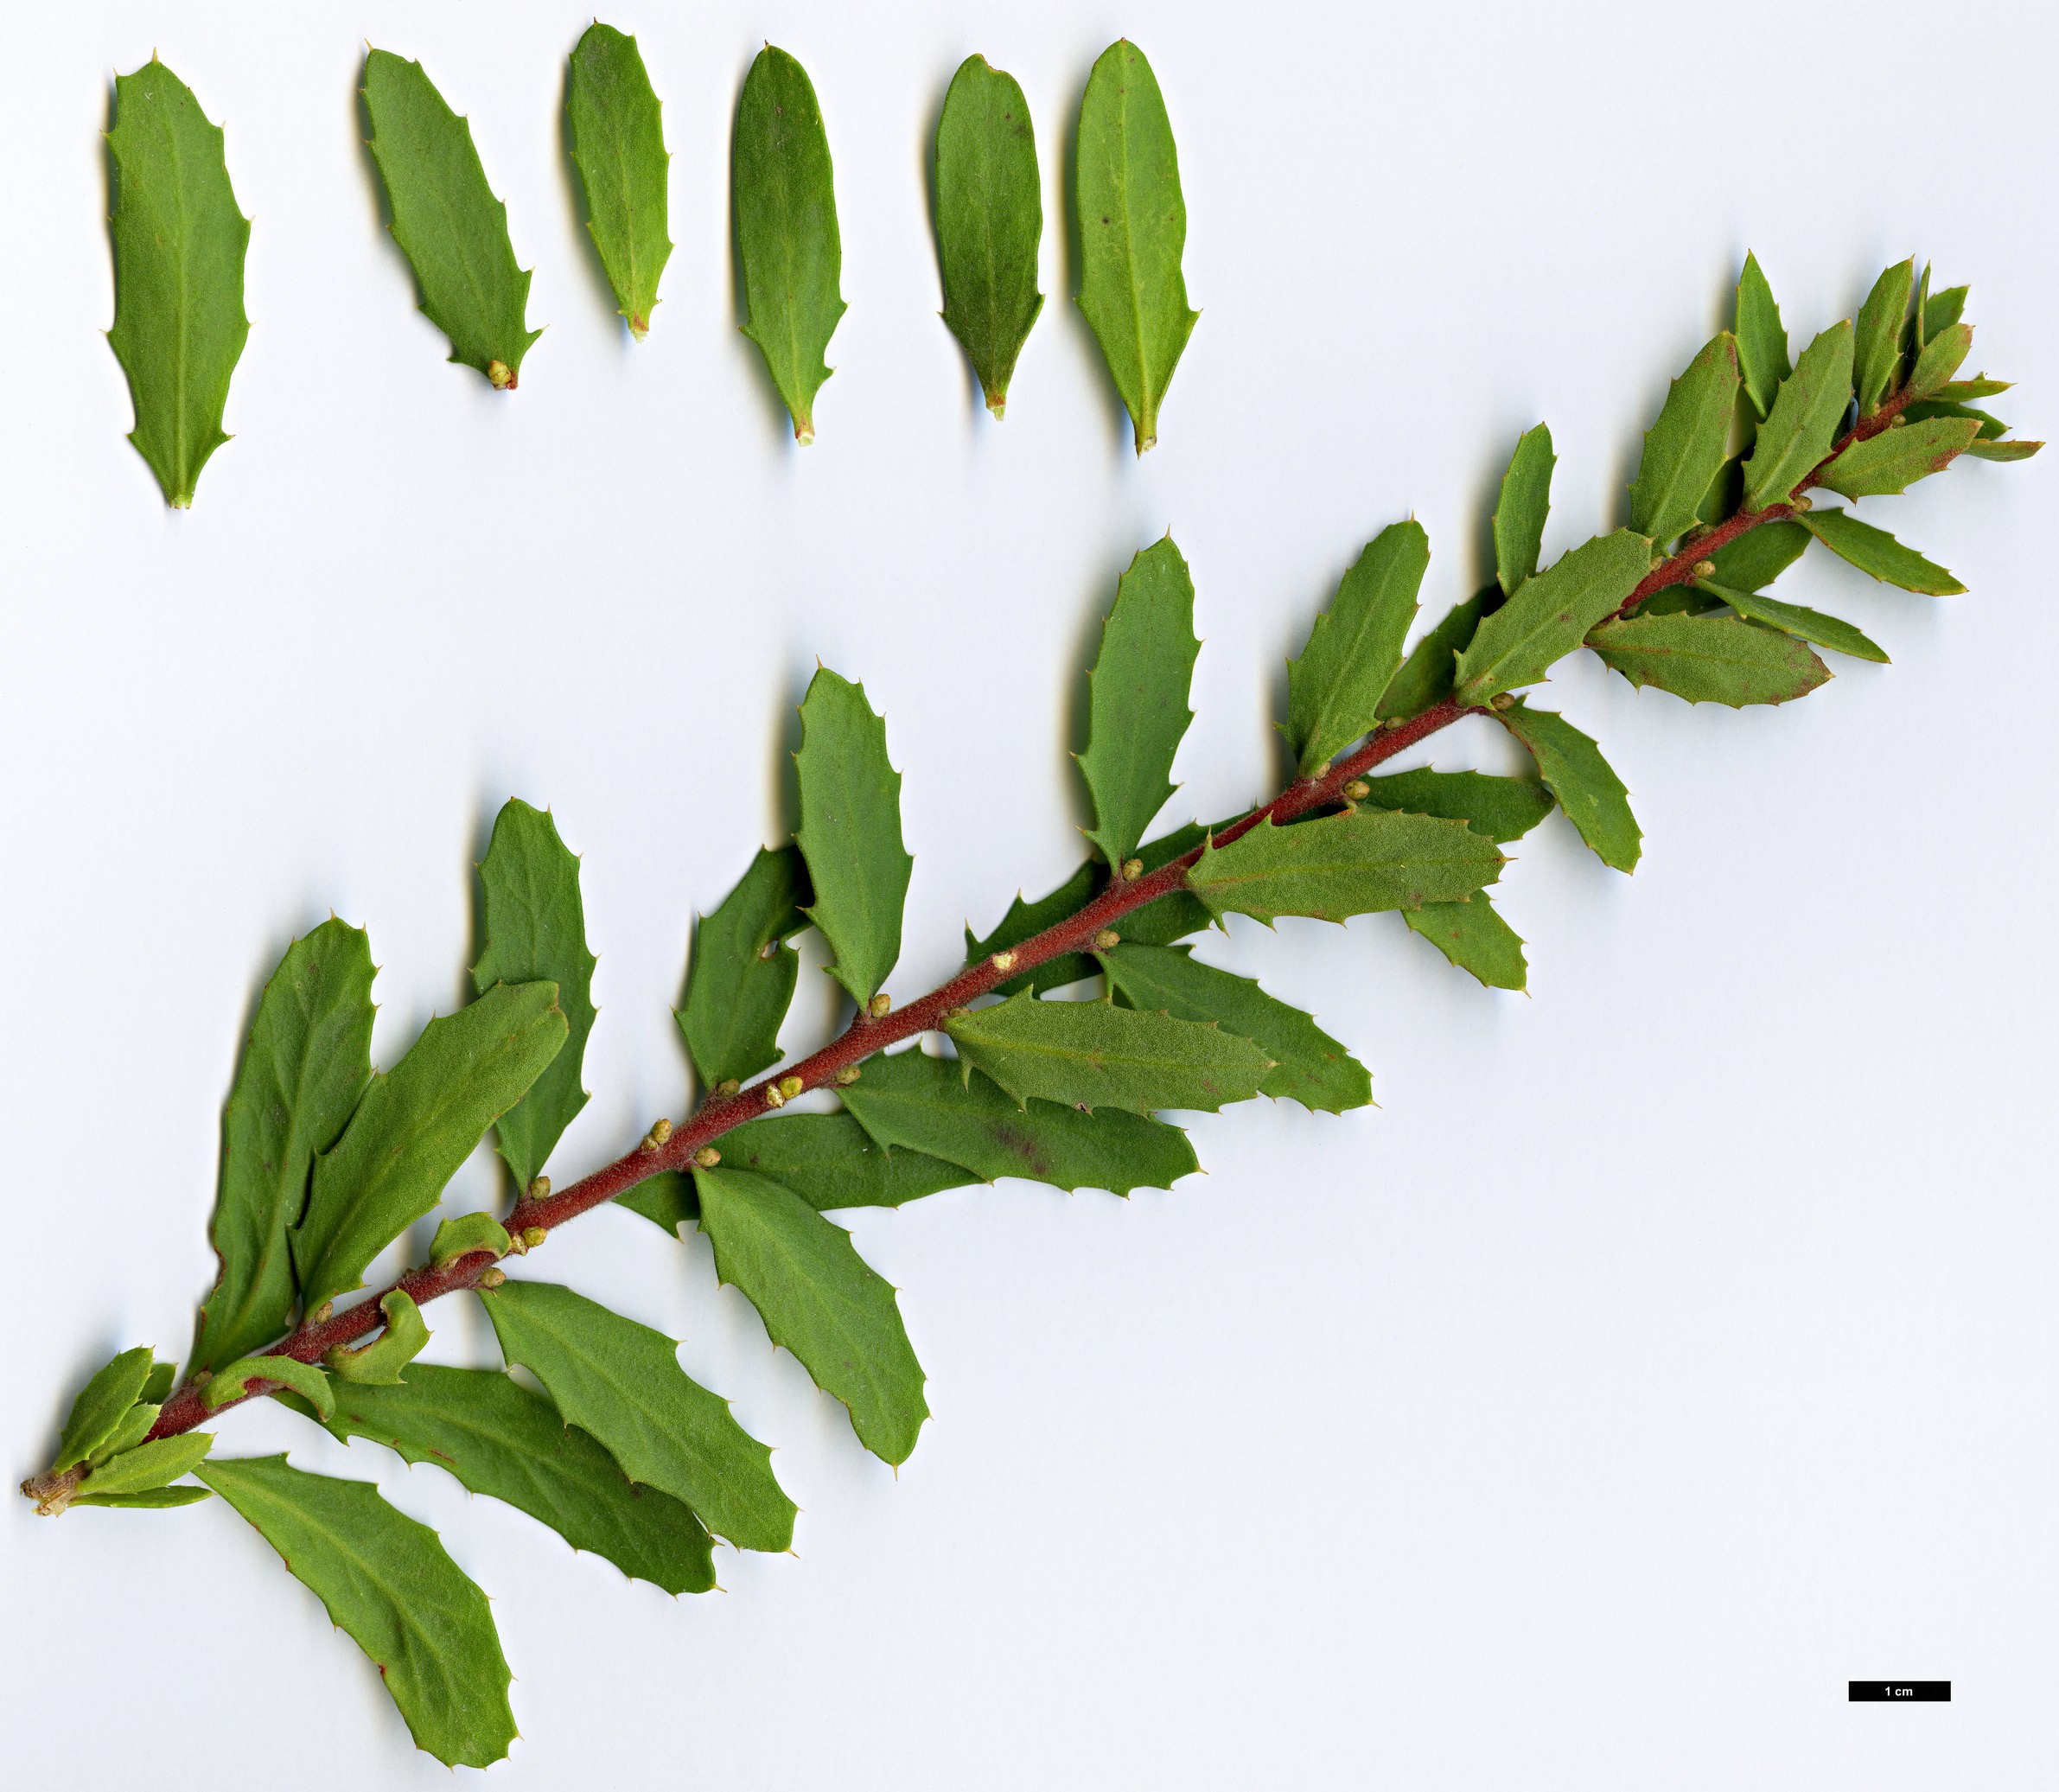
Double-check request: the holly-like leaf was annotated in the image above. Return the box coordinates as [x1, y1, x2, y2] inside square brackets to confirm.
[1964, 437, 2042, 463]
[75, 1432, 214, 1497]
[196, 922, 377, 1375]
[86, 1402, 161, 1467]
[1853, 259, 1912, 417]
[292, 984, 567, 1314]
[477, 1279, 794, 1553]
[1100, 942, 1370, 1113]
[966, 862, 1100, 996]
[204, 1354, 335, 1421]
[795, 670, 912, 1008]
[1798, 507, 1962, 595]
[1629, 333, 1741, 545]
[681, 847, 811, 1089]
[1074, 40, 1197, 452]
[1451, 530, 1654, 705]
[934, 55, 1043, 417]
[1117, 820, 1223, 946]
[363, 50, 540, 389]
[717, 1113, 971, 1210]
[697, 1168, 928, 1465]
[73, 1485, 214, 1509]
[54, 1347, 156, 1470]
[319, 1364, 714, 1595]
[473, 800, 596, 1192]
[1706, 520, 1811, 593]
[1495, 702, 1641, 873]
[140, 1362, 175, 1406]
[1817, 418, 1979, 499]
[1403, 896, 1527, 990]
[326, 1291, 431, 1386]
[198, 1455, 514, 1769]
[1919, 282, 1967, 344]
[1740, 322, 1853, 508]
[1905, 322, 1973, 400]
[1377, 590, 1490, 722]
[1355, 768, 1553, 843]
[565, 23, 673, 338]
[1495, 424, 1556, 596]
[1286, 522, 1430, 775]
[1589, 613, 1831, 706]
[734, 46, 845, 442]
[838, 1047, 1198, 1193]
[1189, 809, 1502, 925]
[106, 60, 250, 507]
[1734, 252, 1791, 419]
[1706, 582, 1887, 664]
[946, 994, 1272, 1115]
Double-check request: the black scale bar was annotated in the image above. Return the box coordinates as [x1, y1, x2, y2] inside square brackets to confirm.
[1849, 1681, 1950, 1702]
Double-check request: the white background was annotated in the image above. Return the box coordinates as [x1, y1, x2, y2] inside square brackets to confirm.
[2, 3, 2052, 1786]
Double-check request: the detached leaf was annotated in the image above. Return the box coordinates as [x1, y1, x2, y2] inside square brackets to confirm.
[1705, 581, 1886, 664]
[1495, 702, 1641, 872]
[1629, 333, 1741, 545]
[1355, 768, 1553, 843]
[1589, 613, 1831, 706]
[795, 670, 912, 1008]
[199, 1455, 515, 1769]
[473, 800, 596, 1191]
[363, 50, 540, 388]
[935, 55, 1043, 416]
[1187, 808, 1502, 926]
[1817, 418, 1979, 498]
[1741, 322, 1853, 509]
[838, 1048, 1199, 1192]
[681, 846, 811, 1090]
[320, 1365, 714, 1595]
[1706, 520, 1811, 593]
[566, 23, 673, 338]
[1101, 942, 1370, 1113]
[697, 1168, 928, 1465]
[1074, 40, 1197, 452]
[966, 862, 1100, 996]
[1376, 590, 1489, 722]
[1451, 529, 1654, 705]
[54, 1347, 156, 1470]
[1080, 539, 1201, 868]
[106, 60, 249, 507]
[1853, 258, 1912, 417]
[1494, 424, 1556, 596]
[478, 1279, 794, 1553]
[714, 1112, 970, 1210]
[1286, 521, 1430, 774]
[75, 1432, 213, 1497]
[734, 46, 845, 442]
[292, 983, 568, 1313]
[1800, 507, 1962, 595]
[1734, 252, 1791, 419]
[196, 922, 376, 1375]
[947, 994, 1272, 1115]
[1403, 896, 1527, 990]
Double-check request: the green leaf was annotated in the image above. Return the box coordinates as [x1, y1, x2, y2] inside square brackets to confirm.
[204, 1354, 335, 1421]
[1116, 819, 1222, 946]
[319, 1365, 714, 1595]
[198, 1455, 513, 1768]
[1629, 333, 1742, 545]
[1494, 702, 1641, 872]
[88, 1402, 163, 1466]
[838, 1047, 1198, 1192]
[1100, 943, 1370, 1113]
[140, 1361, 176, 1406]
[934, 55, 1043, 417]
[1074, 40, 1198, 452]
[681, 846, 811, 1090]
[1817, 418, 1979, 499]
[292, 983, 568, 1313]
[1080, 539, 1201, 869]
[1904, 322, 1973, 400]
[472, 800, 596, 1192]
[1902, 399, 2005, 439]
[477, 1279, 794, 1553]
[76, 1432, 214, 1497]
[1705, 519, 1811, 593]
[430, 1211, 513, 1266]
[1704, 581, 1886, 664]
[1403, 896, 1527, 990]
[73, 1485, 214, 1509]
[795, 669, 912, 1007]
[1451, 530, 1654, 705]
[565, 23, 672, 338]
[54, 1347, 156, 1470]
[1376, 590, 1490, 722]
[195, 922, 377, 1375]
[1355, 768, 1553, 843]
[696, 1169, 928, 1465]
[363, 50, 540, 389]
[946, 994, 1272, 1115]
[1734, 252, 1791, 419]
[1930, 377, 2011, 403]
[1740, 322, 1853, 509]
[1964, 437, 2043, 463]
[1695, 451, 1744, 528]
[1588, 613, 1831, 706]
[105, 60, 249, 507]
[1920, 281, 1967, 344]
[966, 862, 1100, 996]
[1494, 424, 1556, 597]
[1853, 258, 1912, 418]
[716, 1113, 971, 1210]
[1286, 522, 1429, 774]
[1799, 507, 1962, 595]
[327, 1291, 430, 1386]
[1187, 807, 1502, 926]
[734, 46, 845, 442]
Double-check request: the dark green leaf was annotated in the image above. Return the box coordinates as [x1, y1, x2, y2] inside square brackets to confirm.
[1494, 424, 1555, 596]
[319, 1364, 714, 1595]
[1118, 820, 1221, 946]
[566, 23, 672, 338]
[1403, 896, 1527, 990]
[1100, 942, 1370, 1113]
[1495, 702, 1641, 872]
[697, 1168, 928, 1464]
[1188, 808, 1503, 925]
[1922, 283, 1967, 342]
[1901, 400, 2005, 439]
[1799, 507, 1962, 595]
[1741, 322, 1853, 509]
[477, 1279, 794, 1552]
[734, 46, 845, 442]
[326, 1291, 430, 1386]
[292, 983, 567, 1313]
[1286, 522, 1430, 774]
[363, 50, 540, 389]
[204, 1354, 335, 1421]
[1705, 581, 1886, 664]
[1074, 40, 1197, 452]
[1695, 452, 1744, 528]
[1355, 768, 1553, 843]
[54, 1347, 155, 1470]
[1451, 529, 1654, 705]
[1376, 590, 1490, 722]
[1706, 519, 1811, 592]
[73, 1485, 214, 1509]
[934, 55, 1043, 416]
[716, 1112, 971, 1209]
[1817, 418, 1979, 498]
[966, 862, 1100, 995]
[140, 1361, 176, 1406]
[681, 846, 811, 1089]
[106, 60, 249, 507]
[795, 669, 912, 1007]
[615, 1170, 697, 1234]
[199, 1455, 514, 1768]
[1629, 333, 1741, 545]
[1588, 613, 1831, 706]
[1734, 252, 1791, 419]
[1853, 258, 1912, 417]
[1905, 320, 1971, 401]
[75, 1432, 214, 1497]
